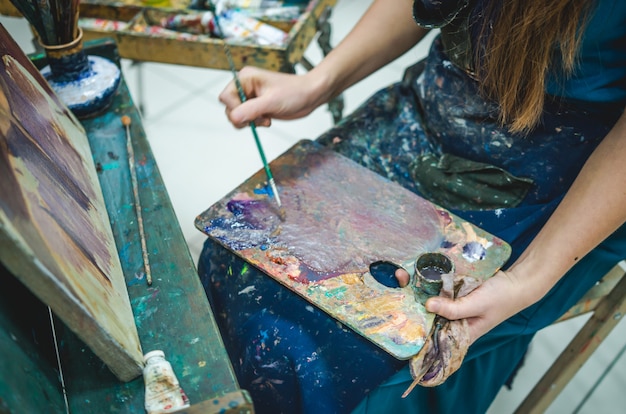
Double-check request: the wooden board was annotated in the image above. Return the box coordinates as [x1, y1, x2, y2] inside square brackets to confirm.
[195, 139, 511, 359]
[0, 24, 143, 381]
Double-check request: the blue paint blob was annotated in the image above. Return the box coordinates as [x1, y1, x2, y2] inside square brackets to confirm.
[253, 184, 273, 197]
[360, 316, 386, 329]
[226, 199, 267, 228]
[440, 240, 456, 249]
[463, 241, 486, 261]
[203, 197, 284, 251]
[259, 329, 269, 341]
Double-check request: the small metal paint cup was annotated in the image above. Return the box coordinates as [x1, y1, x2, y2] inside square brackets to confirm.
[412, 252, 454, 299]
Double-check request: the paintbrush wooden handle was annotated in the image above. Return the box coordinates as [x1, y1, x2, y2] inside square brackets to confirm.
[122, 115, 152, 285]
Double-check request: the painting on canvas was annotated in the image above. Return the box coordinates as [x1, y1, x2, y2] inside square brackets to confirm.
[0, 23, 142, 381]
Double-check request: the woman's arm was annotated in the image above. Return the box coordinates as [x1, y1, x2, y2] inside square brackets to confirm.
[219, 0, 428, 128]
[427, 110, 626, 342]
[311, 0, 427, 100]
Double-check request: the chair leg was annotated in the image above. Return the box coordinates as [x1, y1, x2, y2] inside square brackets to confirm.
[515, 269, 626, 413]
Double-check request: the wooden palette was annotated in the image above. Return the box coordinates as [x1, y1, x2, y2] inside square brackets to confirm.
[195, 140, 511, 359]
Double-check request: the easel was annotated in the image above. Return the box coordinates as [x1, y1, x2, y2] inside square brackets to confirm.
[516, 261, 626, 413]
[0, 36, 253, 413]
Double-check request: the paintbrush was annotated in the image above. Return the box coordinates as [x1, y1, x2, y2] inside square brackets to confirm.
[122, 115, 153, 286]
[9, 0, 80, 45]
[211, 4, 286, 221]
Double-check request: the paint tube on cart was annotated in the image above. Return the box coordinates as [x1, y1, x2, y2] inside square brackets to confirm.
[131, 23, 202, 41]
[212, 17, 256, 43]
[232, 5, 302, 21]
[161, 11, 217, 34]
[220, 9, 288, 46]
[218, 0, 310, 8]
[217, 0, 284, 9]
[78, 18, 129, 32]
[143, 350, 190, 414]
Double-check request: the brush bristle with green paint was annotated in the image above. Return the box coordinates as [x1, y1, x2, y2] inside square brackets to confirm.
[211, 3, 286, 221]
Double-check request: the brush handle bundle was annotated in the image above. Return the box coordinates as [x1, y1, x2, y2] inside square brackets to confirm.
[9, 0, 80, 46]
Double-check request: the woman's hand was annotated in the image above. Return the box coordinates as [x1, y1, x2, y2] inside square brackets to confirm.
[423, 110, 626, 344]
[218, 0, 428, 129]
[400, 268, 537, 392]
[218, 67, 329, 129]
[424, 269, 534, 344]
[396, 267, 537, 344]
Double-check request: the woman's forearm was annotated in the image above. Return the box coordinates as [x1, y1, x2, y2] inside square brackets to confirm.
[426, 111, 626, 341]
[218, 0, 428, 126]
[509, 110, 626, 305]
[310, 0, 429, 102]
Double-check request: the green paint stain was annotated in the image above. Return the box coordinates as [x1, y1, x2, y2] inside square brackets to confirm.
[130, 296, 152, 329]
[324, 286, 348, 299]
[132, 297, 149, 314]
[100, 161, 120, 171]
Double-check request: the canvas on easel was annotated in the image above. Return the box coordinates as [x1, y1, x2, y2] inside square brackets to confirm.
[0, 23, 142, 381]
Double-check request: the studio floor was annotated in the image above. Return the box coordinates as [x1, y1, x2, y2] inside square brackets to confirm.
[2, 1, 625, 413]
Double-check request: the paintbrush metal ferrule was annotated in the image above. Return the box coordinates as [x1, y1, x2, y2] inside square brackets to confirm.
[268, 177, 282, 207]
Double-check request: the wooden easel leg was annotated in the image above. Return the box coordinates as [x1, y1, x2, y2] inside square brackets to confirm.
[316, 6, 344, 124]
[515, 270, 626, 413]
[129, 60, 145, 116]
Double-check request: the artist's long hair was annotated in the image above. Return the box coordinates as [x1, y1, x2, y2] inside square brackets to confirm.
[476, 0, 594, 133]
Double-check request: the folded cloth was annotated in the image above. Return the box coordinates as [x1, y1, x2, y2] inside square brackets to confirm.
[403, 273, 483, 396]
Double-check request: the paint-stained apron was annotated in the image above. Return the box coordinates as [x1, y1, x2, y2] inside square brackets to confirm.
[198, 36, 626, 414]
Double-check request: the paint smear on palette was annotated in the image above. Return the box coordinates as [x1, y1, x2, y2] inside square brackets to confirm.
[202, 140, 507, 282]
[196, 140, 511, 358]
[204, 145, 445, 282]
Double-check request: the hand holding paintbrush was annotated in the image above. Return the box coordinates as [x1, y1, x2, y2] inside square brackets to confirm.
[209, 2, 286, 221]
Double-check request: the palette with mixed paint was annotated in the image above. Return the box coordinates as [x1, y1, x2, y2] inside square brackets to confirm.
[195, 140, 511, 359]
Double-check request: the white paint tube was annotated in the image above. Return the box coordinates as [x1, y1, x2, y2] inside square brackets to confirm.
[220, 9, 288, 45]
[234, 6, 302, 21]
[143, 350, 190, 414]
[78, 18, 129, 32]
[218, 0, 284, 9]
[161, 11, 216, 35]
